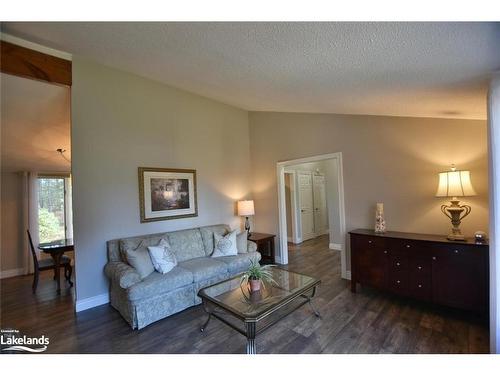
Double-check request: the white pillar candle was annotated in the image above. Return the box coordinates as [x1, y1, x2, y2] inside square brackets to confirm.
[376, 203, 384, 213]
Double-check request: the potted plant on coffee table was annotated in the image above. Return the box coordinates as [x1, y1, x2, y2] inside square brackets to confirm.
[240, 259, 278, 293]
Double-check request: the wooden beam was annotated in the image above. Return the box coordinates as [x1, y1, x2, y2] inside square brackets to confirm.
[0, 40, 72, 86]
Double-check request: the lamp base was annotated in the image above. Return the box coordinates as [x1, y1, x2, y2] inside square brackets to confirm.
[441, 198, 471, 242]
[245, 216, 251, 238]
[447, 232, 466, 241]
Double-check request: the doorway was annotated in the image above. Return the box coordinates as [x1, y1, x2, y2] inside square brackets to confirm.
[277, 152, 348, 279]
[0, 38, 74, 296]
[285, 169, 329, 244]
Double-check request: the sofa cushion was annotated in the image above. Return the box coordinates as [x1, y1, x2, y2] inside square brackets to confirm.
[216, 252, 262, 274]
[199, 224, 230, 256]
[167, 229, 206, 262]
[178, 257, 228, 283]
[127, 266, 193, 301]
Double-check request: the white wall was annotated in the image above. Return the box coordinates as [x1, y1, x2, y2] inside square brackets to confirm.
[0, 172, 23, 274]
[71, 59, 252, 302]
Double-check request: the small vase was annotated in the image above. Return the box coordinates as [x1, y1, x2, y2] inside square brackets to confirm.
[375, 203, 386, 234]
[249, 279, 261, 293]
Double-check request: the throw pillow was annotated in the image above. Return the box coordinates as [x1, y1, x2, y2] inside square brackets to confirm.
[236, 230, 248, 254]
[125, 240, 155, 279]
[148, 238, 177, 274]
[212, 230, 238, 257]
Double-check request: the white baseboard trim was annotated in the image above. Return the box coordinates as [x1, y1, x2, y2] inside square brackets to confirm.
[329, 243, 342, 251]
[0, 268, 25, 279]
[75, 293, 109, 312]
[314, 229, 329, 237]
[274, 256, 284, 265]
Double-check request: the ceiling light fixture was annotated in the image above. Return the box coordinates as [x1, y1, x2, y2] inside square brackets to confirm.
[56, 148, 71, 163]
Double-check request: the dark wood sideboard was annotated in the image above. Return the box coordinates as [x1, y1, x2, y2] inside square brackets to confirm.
[350, 229, 489, 314]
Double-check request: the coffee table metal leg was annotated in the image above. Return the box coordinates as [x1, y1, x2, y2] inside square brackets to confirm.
[245, 322, 257, 354]
[309, 299, 321, 318]
[302, 286, 321, 318]
[200, 314, 212, 332]
[200, 300, 214, 332]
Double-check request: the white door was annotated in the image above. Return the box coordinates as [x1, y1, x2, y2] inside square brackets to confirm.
[298, 171, 315, 242]
[313, 174, 328, 235]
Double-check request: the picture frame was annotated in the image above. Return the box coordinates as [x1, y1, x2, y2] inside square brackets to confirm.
[138, 167, 198, 223]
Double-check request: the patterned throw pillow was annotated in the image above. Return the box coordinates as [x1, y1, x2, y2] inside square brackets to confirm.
[148, 238, 177, 274]
[212, 231, 238, 257]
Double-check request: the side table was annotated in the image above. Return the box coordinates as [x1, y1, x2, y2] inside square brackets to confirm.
[248, 232, 276, 264]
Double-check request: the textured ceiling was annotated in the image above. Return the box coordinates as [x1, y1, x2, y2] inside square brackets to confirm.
[1, 73, 71, 173]
[2, 22, 500, 119]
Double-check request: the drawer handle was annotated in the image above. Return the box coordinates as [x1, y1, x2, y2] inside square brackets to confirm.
[368, 240, 372, 244]
[383, 250, 388, 254]
[454, 250, 459, 254]
[418, 284, 422, 288]
[432, 256, 437, 261]
[417, 266, 422, 270]
[396, 262, 401, 266]
[406, 244, 411, 248]
[396, 280, 401, 284]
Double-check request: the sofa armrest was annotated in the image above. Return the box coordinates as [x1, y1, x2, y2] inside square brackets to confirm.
[105, 261, 141, 289]
[247, 240, 258, 253]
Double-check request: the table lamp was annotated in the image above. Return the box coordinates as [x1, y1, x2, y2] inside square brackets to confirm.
[237, 200, 255, 237]
[435, 165, 476, 241]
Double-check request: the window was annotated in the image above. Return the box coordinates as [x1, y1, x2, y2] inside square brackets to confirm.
[38, 176, 72, 243]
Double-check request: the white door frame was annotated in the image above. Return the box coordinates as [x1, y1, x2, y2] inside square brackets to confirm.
[276, 152, 348, 279]
[284, 171, 300, 244]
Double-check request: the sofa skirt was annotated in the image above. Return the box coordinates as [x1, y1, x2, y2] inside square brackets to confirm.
[110, 283, 195, 330]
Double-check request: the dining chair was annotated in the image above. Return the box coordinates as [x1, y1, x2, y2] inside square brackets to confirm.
[27, 230, 73, 293]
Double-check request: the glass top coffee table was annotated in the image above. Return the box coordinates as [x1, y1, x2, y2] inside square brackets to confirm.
[198, 268, 321, 354]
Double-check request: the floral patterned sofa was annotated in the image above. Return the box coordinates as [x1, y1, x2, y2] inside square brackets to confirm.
[104, 224, 260, 329]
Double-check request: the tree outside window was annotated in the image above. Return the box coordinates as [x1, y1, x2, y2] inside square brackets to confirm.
[38, 177, 66, 243]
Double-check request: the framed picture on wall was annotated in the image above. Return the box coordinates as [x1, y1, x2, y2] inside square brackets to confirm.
[138, 167, 198, 223]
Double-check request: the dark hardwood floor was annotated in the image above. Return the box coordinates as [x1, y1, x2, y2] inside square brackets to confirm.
[0, 235, 489, 353]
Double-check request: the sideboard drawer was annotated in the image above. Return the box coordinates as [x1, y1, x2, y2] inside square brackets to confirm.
[388, 270, 409, 295]
[409, 278, 432, 301]
[388, 253, 408, 271]
[355, 234, 386, 249]
[409, 256, 432, 301]
[387, 238, 419, 253]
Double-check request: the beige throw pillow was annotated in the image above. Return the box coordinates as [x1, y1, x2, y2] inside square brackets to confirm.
[125, 240, 155, 279]
[236, 231, 248, 254]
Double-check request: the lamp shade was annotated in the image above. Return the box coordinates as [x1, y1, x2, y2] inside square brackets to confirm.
[237, 200, 255, 216]
[436, 169, 476, 197]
